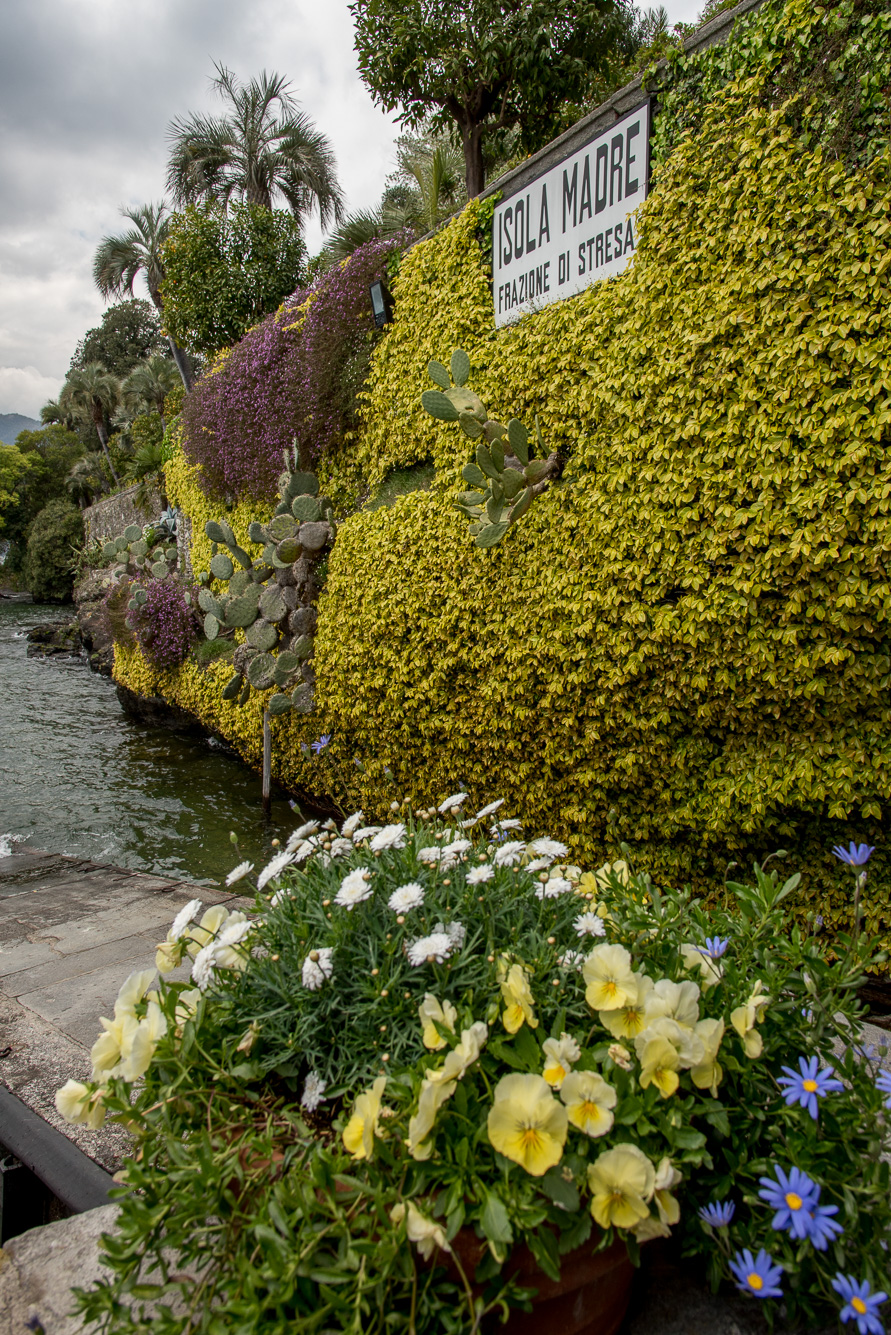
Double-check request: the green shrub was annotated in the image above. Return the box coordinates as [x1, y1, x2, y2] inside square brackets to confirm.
[24, 500, 84, 602]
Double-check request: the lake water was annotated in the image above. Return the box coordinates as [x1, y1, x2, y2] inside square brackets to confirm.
[0, 599, 297, 885]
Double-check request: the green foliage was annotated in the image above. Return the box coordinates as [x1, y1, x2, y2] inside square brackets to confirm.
[366, 460, 436, 511]
[160, 203, 307, 356]
[350, 0, 638, 193]
[0, 445, 35, 534]
[70, 299, 166, 378]
[24, 499, 85, 602]
[1, 427, 86, 567]
[68, 826, 891, 1334]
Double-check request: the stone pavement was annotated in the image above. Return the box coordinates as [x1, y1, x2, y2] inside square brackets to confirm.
[0, 847, 247, 1169]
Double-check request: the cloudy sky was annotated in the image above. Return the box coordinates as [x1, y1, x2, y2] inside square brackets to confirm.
[0, 0, 702, 419]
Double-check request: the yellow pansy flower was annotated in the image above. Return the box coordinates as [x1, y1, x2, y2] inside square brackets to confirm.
[419, 994, 458, 1050]
[632, 1213, 672, 1241]
[600, 973, 653, 1039]
[185, 905, 230, 958]
[542, 1033, 581, 1088]
[155, 940, 182, 973]
[343, 1076, 387, 1159]
[593, 860, 632, 892]
[560, 1070, 617, 1138]
[407, 1079, 454, 1160]
[174, 988, 201, 1030]
[636, 1033, 681, 1097]
[390, 1201, 452, 1260]
[730, 980, 770, 1058]
[583, 943, 637, 1012]
[587, 1144, 656, 1230]
[428, 1022, 488, 1085]
[119, 1001, 168, 1082]
[643, 978, 701, 1030]
[114, 968, 157, 1019]
[487, 1073, 568, 1176]
[653, 1157, 682, 1226]
[90, 1011, 138, 1080]
[498, 959, 538, 1033]
[55, 1079, 106, 1130]
[636, 1014, 705, 1070]
[690, 1018, 725, 1095]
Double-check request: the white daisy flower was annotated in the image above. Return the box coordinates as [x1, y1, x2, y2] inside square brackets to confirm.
[257, 851, 295, 892]
[191, 943, 217, 991]
[534, 876, 573, 900]
[351, 826, 382, 844]
[526, 856, 554, 872]
[341, 811, 364, 838]
[169, 899, 202, 942]
[302, 947, 334, 990]
[439, 792, 469, 813]
[574, 912, 606, 938]
[328, 837, 353, 858]
[466, 864, 494, 884]
[407, 932, 454, 966]
[559, 949, 586, 971]
[417, 846, 442, 865]
[529, 838, 569, 859]
[370, 823, 407, 853]
[322, 819, 338, 832]
[473, 799, 505, 821]
[492, 818, 523, 833]
[494, 840, 526, 867]
[442, 838, 472, 860]
[301, 1071, 327, 1112]
[334, 866, 373, 910]
[286, 821, 320, 852]
[217, 918, 252, 948]
[388, 882, 425, 912]
[225, 861, 253, 887]
[270, 886, 291, 907]
[434, 921, 466, 949]
[292, 841, 315, 864]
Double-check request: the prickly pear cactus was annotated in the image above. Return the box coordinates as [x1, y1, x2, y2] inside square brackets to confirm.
[103, 520, 180, 582]
[420, 350, 559, 548]
[199, 444, 335, 717]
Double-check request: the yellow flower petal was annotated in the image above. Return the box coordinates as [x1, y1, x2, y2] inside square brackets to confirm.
[560, 1070, 617, 1138]
[587, 1144, 655, 1230]
[487, 1073, 568, 1176]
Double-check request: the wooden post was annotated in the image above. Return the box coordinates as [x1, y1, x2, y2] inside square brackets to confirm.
[262, 710, 272, 818]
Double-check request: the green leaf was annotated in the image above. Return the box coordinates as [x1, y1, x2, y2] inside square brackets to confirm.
[480, 1189, 512, 1249]
[538, 1169, 580, 1213]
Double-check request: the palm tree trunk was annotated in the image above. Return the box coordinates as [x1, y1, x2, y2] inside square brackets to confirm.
[168, 336, 193, 391]
[92, 410, 120, 484]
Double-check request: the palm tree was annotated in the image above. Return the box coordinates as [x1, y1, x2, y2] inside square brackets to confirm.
[166, 65, 344, 229]
[93, 203, 193, 390]
[61, 364, 121, 483]
[41, 398, 79, 430]
[121, 355, 180, 432]
[66, 453, 111, 509]
[126, 439, 168, 511]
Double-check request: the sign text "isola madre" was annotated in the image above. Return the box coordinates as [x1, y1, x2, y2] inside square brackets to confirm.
[492, 101, 650, 328]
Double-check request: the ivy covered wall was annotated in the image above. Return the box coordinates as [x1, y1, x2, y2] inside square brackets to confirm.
[117, 0, 891, 937]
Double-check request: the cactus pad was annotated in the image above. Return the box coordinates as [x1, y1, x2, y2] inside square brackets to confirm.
[421, 389, 459, 422]
[124, 524, 142, 542]
[291, 495, 322, 523]
[269, 514, 298, 542]
[289, 471, 319, 496]
[204, 613, 220, 641]
[205, 520, 226, 544]
[225, 588, 261, 627]
[222, 673, 242, 700]
[210, 553, 234, 581]
[427, 360, 451, 389]
[247, 653, 276, 689]
[450, 349, 471, 386]
[259, 586, 286, 623]
[246, 618, 278, 651]
[476, 521, 509, 548]
[267, 693, 293, 716]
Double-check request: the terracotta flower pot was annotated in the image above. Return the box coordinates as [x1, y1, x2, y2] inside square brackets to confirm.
[445, 1227, 635, 1335]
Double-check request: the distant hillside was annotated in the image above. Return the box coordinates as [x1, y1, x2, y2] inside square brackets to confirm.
[0, 413, 42, 445]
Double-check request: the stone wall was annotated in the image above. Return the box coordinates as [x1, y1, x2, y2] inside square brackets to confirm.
[83, 485, 162, 544]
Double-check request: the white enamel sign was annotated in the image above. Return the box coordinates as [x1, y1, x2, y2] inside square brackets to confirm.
[492, 101, 650, 328]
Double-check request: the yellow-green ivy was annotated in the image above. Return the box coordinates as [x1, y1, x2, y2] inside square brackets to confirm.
[115, 1, 891, 945]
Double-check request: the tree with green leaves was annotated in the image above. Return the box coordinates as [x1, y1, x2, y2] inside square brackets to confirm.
[66, 453, 111, 510]
[93, 203, 193, 390]
[120, 355, 180, 431]
[70, 299, 166, 379]
[350, 0, 636, 196]
[160, 203, 306, 357]
[166, 65, 344, 229]
[60, 364, 121, 483]
[0, 446, 34, 534]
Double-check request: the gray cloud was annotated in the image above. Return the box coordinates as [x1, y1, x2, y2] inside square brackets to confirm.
[0, 0, 401, 415]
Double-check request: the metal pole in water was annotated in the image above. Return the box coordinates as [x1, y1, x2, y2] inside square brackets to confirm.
[262, 710, 271, 818]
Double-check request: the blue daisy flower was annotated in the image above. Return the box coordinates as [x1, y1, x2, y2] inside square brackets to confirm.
[832, 842, 875, 867]
[729, 1248, 784, 1299]
[777, 1055, 843, 1120]
[698, 1200, 735, 1228]
[831, 1273, 888, 1335]
[757, 1166, 820, 1238]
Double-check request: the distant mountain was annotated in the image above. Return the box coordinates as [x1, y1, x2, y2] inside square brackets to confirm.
[0, 413, 42, 445]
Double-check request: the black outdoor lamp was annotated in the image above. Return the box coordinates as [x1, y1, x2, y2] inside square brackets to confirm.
[369, 278, 393, 328]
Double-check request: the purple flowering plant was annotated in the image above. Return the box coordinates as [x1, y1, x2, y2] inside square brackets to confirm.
[180, 235, 406, 502]
[126, 577, 198, 669]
